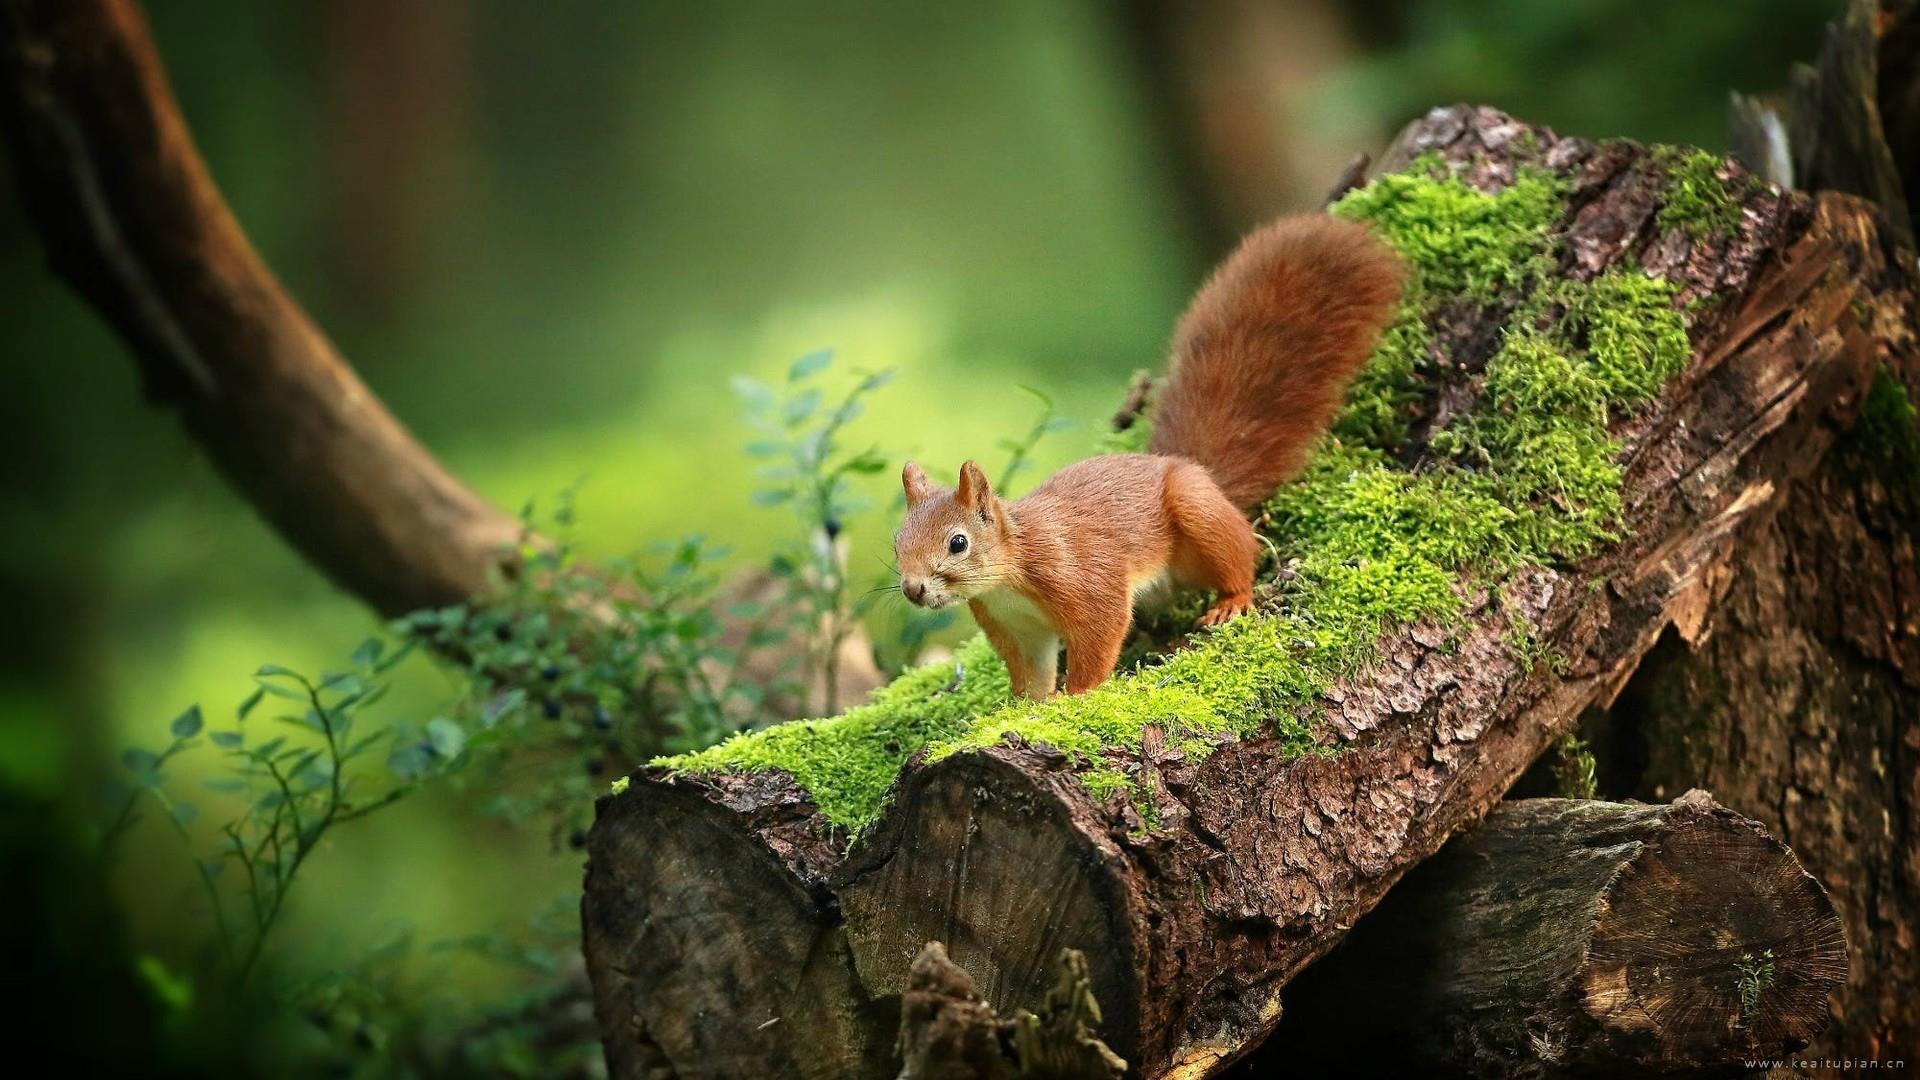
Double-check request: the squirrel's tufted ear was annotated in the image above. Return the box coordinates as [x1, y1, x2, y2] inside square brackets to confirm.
[955, 460, 996, 512]
[902, 460, 933, 507]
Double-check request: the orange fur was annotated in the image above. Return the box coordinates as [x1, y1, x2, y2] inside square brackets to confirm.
[1152, 214, 1407, 510]
[894, 215, 1405, 697]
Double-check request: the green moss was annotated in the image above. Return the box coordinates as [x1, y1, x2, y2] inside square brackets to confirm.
[655, 151, 1710, 834]
[1653, 146, 1746, 239]
[1333, 301, 1432, 448]
[1859, 364, 1920, 501]
[1550, 733, 1598, 799]
[1736, 949, 1775, 1025]
[660, 637, 1009, 831]
[1331, 158, 1566, 300]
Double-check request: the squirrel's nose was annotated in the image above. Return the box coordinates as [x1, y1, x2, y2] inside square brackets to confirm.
[902, 579, 927, 605]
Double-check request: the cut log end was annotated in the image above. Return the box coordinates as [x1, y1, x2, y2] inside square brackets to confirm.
[1257, 795, 1848, 1076]
[582, 773, 888, 1079]
[838, 744, 1140, 1063]
[1577, 799, 1849, 1065]
[897, 942, 1127, 1080]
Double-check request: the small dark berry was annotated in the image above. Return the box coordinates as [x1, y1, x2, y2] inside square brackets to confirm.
[541, 663, 561, 681]
[494, 623, 512, 643]
[592, 707, 613, 731]
[585, 758, 605, 777]
[542, 698, 562, 720]
[823, 517, 842, 540]
[568, 829, 588, 850]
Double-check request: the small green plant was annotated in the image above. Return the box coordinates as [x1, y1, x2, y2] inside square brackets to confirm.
[104, 638, 437, 985]
[995, 385, 1075, 493]
[1736, 948, 1775, 1025]
[735, 349, 895, 714]
[1551, 733, 1598, 800]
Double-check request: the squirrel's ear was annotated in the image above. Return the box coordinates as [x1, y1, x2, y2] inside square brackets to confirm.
[955, 460, 996, 511]
[902, 461, 933, 507]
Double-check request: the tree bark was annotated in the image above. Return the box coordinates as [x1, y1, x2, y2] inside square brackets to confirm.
[1593, 350, 1920, 1062]
[1610, 0, 1920, 1058]
[1253, 793, 1848, 1076]
[583, 107, 1906, 1078]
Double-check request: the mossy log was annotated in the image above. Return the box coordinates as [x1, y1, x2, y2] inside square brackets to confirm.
[584, 105, 1899, 1078]
[1252, 793, 1848, 1076]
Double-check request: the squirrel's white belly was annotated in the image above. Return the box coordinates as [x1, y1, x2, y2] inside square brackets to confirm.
[1129, 567, 1175, 609]
[976, 586, 1055, 640]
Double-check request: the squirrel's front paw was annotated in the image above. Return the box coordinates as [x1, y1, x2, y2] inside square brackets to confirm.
[1196, 594, 1251, 627]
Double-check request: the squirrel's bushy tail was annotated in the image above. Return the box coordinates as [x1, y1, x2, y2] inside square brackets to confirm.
[1150, 214, 1406, 512]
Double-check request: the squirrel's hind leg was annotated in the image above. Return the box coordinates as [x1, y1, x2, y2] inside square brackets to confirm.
[1163, 462, 1258, 627]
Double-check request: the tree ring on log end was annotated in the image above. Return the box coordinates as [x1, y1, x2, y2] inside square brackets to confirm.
[836, 743, 1145, 1064]
[583, 776, 887, 1079]
[1580, 808, 1848, 1065]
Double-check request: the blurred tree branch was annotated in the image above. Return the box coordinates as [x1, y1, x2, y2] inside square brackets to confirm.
[0, 0, 522, 618]
[0, 0, 884, 728]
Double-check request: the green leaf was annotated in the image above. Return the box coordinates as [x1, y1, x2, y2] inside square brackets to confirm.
[425, 717, 468, 759]
[319, 672, 367, 697]
[293, 756, 333, 792]
[170, 705, 204, 740]
[351, 639, 384, 669]
[858, 368, 895, 392]
[344, 731, 389, 759]
[751, 488, 793, 507]
[730, 375, 776, 412]
[169, 801, 198, 827]
[134, 955, 193, 1014]
[783, 388, 823, 426]
[844, 449, 888, 473]
[210, 731, 244, 749]
[743, 439, 784, 458]
[237, 686, 266, 720]
[256, 680, 309, 702]
[373, 637, 419, 675]
[788, 348, 833, 381]
[387, 743, 431, 780]
[204, 777, 247, 794]
[121, 748, 159, 773]
[254, 663, 299, 679]
[481, 689, 526, 728]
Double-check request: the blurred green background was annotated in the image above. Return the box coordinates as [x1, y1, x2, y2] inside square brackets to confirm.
[0, 0, 1835, 1069]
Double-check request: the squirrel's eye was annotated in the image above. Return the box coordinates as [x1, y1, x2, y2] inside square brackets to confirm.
[948, 533, 969, 555]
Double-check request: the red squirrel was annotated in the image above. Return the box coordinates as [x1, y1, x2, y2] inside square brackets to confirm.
[893, 214, 1406, 698]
